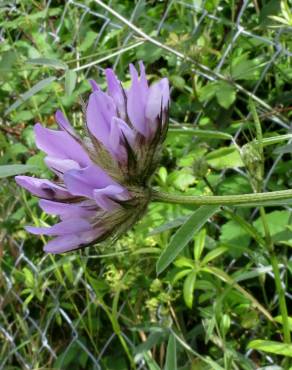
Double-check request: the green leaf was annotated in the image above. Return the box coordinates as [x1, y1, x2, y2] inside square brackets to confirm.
[230, 53, 263, 81]
[0, 132, 8, 149]
[168, 128, 232, 140]
[183, 270, 197, 308]
[136, 43, 163, 63]
[172, 269, 192, 285]
[0, 50, 18, 71]
[274, 142, 292, 154]
[23, 267, 34, 288]
[199, 82, 217, 102]
[63, 262, 74, 284]
[202, 246, 228, 265]
[0, 164, 38, 178]
[170, 75, 185, 90]
[199, 81, 236, 109]
[174, 256, 194, 269]
[253, 210, 292, 244]
[259, 134, 292, 147]
[171, 331, 225, 370]
[157, 167, 168, 184]
[274, 316, 292, 331]
[164, 334, 177, 370]
[143, 352, 161, 370]
[217, 174, 252, 195]
[26, 152, 47, 173]
[169, 169, 196, 191]
[248, 339, 292, 357]
[54, 340, 89, 368]
[156, 206, 219, 274]
[194, 228, 206, 261]
[215, 81, 236, 109]
[233, 266, 272, 283]
[259, 0, 281, 26]
[79, 31, 98, 52]
[135, 332, 164, 355]
[27, 57, 68, 70]
[219, 220, 251, 258]
[149, 216, 188, 236]
[65, 69, 77, 96]
[5, 76, 56, 115]
[203, 266, 273, 322]
[206, 147, 243, 169]
[223, 209, 265, 248]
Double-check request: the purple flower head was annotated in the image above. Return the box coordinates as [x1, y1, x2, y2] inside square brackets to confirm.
[15, 61, 169, 253]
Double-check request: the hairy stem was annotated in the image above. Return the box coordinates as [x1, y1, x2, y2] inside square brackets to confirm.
[152, 189, 292, 207]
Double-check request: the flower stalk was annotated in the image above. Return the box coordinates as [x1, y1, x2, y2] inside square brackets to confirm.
[151, 189, 292, 207]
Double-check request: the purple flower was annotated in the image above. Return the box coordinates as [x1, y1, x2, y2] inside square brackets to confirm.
[15, 61, 169, 253]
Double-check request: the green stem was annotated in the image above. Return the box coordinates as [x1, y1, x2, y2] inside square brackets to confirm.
[152, 189, 292, 207]
[270, 253, 291, 343]
[97, 297, 135, 369]
[260, 208, 291, 350]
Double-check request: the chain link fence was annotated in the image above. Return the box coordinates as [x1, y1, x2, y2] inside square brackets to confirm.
[1, 0, 291, 369]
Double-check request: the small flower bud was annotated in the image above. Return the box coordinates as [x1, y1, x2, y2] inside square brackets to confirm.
[193, 157, 209, 179]
[241, 142, 263, 191]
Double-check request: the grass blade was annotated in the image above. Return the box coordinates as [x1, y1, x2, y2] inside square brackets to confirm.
[168, 128, 232, 140]
[27, 58, 68, 70]
[65, 69, 77, 96]
[248, 340, 292, 357]
[5, 76, 56, 115]
[203, 266, 273, 322]
[156, 205, 219, 274]
[149, 216, 188, 236]
[0, 164, 38, 178]
[164, 334, 177, 370]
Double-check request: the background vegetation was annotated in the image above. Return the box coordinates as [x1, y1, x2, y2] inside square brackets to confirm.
[1, 0, 292, 369]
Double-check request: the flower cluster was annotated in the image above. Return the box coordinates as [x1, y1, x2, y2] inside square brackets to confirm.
[16, 62, 169, 253]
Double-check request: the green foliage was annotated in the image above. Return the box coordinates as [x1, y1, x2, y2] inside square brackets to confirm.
[248, 340, 292, 357]
[156, 206, 219, 274]
[206, 146, 243, 170]
[0, 164, 39, 178]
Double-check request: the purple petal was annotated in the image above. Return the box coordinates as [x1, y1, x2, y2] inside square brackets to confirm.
[15, 176, 71, 200]
[45, 157, 80, 174]
[107, 117, 136, 162]
[89, 79, 99, 92]
[44, 234, 81, 253]
[145, 78, 170, 121]
[109, 118, 123, 157]
[108, 117, 132, 162]
[93, 184, 128, 211]
[44, 228, 104, 253]
[26, 218, 92, 235]
[34, 124, 91, 167]
[86, 90, 116, 146]
[113, 117, 135, 146]
[127, 63, 149, 137]
[55, 110, 76, 135]
[105, 68, 126, 120]
[39, 199, 96, 219]
[138, 61, 148, 92]
[63, 164, 117, 200]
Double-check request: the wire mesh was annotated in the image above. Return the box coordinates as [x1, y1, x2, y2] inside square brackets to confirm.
[1, 0, 291, 368]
